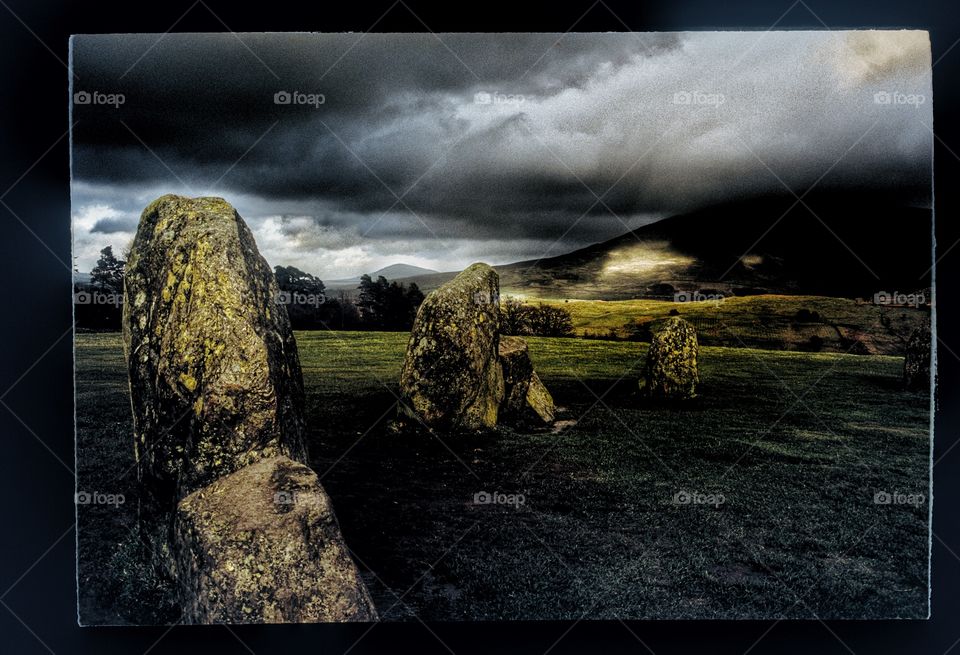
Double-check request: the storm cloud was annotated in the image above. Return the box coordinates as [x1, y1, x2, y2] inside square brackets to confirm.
[70, 31, 933, 277]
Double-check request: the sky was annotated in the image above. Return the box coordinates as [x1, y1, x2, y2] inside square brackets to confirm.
[70, 31, 933, 279]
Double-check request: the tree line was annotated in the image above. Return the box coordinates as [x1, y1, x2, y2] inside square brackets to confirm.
[74, 247, 574, 336]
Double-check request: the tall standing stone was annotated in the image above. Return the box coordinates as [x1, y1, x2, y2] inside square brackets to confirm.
[641, 316, 699, 400]
[903, 324, 932, 390]
[124, 195, 377, 623]
[398, 263, 504, 431]
[123, 195, 308, 562]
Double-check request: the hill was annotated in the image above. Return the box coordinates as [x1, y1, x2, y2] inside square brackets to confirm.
[537, 294, 927, 355]
[325, 263, 438, 290]
[386, 192, 932, 300]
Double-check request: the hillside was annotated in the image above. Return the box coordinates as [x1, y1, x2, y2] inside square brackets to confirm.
[384, 193, 932, 300]
[537, 295, 927, 356]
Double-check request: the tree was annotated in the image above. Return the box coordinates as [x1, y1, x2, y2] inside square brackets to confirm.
[356, 274, 387, 327]
[326, 290, 362, 330]
[274, 265, 326, 297]
[527, 304, 574, 337]
[274, 265, 327, 329]
[500, 297, 535, 335]
[404, 283, 425, 327]
[356, 275, 424, 330]
[90, 246, 125, 292]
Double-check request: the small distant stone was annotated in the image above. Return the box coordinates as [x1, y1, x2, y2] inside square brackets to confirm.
[641, 316, 699, 400]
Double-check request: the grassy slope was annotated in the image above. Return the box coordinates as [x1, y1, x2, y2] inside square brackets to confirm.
[531, 295, 928, 355]
[76, 331, 930, 622]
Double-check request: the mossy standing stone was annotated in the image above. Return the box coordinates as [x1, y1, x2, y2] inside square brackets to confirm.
[124, 195, 307, 500]
[398, 263, 504, 431]
[123, 194, 308, 567]
[641, 316, 699, 400]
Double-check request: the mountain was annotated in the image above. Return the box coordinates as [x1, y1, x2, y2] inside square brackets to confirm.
[370, 264, 438, 279]
[325, 263, 438, 290]
[383, 192, 932, 300]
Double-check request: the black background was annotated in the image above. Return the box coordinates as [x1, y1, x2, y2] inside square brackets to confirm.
[0, 1, 956, 653]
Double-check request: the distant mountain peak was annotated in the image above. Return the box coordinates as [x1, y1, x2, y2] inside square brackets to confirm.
[369, 263, 438, 279]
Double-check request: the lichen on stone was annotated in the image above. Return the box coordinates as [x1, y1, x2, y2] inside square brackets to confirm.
[640, 316, 699, 400]
[175, 457, 377, 624]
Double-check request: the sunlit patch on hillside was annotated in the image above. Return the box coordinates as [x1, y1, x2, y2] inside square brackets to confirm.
[600, 242, 695, 279]
[741, 254, 764, 269]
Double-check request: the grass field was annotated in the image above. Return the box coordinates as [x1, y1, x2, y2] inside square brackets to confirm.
[75, 330, 930, 623]
[532, 294, 928, 355]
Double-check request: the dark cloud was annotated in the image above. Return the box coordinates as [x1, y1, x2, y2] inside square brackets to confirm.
[90, 216, 138, 233]
[70, 31, 933, 275]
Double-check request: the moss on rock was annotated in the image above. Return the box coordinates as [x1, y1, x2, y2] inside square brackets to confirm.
[175, 456, 377, 623]
[398, 263, 505, 432]
[499, 335, 555, 426]
[397, 265, 555, 432]
[123, 194, 309, 576]
[124, 195, 307, 501]
[640, 316, 699, 400]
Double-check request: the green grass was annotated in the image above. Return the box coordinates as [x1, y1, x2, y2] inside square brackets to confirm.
[74, 333, 178, 625]
[75, 330, 930, 622]
[531, 294, 928, 355]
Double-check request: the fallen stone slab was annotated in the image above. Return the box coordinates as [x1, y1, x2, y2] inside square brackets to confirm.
[175, 456, 378, 624]
[499, 335, 555, 427]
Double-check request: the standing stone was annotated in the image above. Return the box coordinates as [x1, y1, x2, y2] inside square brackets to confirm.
[175, 456, 378, 623]
[903, 324, 932, 390]
[641, 316, 699, 400]
[398, 263, 504, 432]
[499, 335, 555, 426]
[124, 195, 307, 508]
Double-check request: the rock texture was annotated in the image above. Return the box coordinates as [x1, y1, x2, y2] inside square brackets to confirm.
[499, 336, 555, 426]
[903, 324, 932, 390]
[398, 263, 505, 431]
[123, 195, 307, 509]
[641, 316, 699, 400]
[175, 456, 377, 623]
